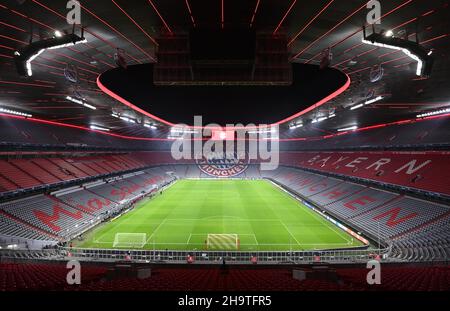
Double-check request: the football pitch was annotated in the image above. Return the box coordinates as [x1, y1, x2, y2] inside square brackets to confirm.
[78, 179, 365, 251]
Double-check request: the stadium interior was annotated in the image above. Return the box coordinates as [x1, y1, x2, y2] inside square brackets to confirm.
[0, 0, 449, 294]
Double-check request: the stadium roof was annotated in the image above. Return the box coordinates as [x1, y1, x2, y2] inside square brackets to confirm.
[0, 0, 448, 139]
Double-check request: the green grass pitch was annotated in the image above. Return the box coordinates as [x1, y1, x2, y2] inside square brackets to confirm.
[77, 179, 364, 251]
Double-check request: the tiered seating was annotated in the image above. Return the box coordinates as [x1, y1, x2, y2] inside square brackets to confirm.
[0, 214, 54, 241]
[392, 215, 450, 261]
[351, 197, 449, 239]
[1, 263, 448, 291]
[31, 159, 77, 181]
[336, 266, 450, 291]
[185, 165, 201, 178]
[280, 151, 450, 196]
[265, 166, 449, 260]
[323, 188, 399, 219]
[110, 178, 146, 197]
[88, 182, 139, 204]
[8, 159, 60, 184]
[0, 195, 95, 238]
[58, 189, 118, 217]
[79, 158, 111, 174]
[47, 158, 89, 178]
[0, 155, 148, 194]
[295, 177, 343, 197]
[308, 182, 365, 206]
[0, 175, 17, 192]
[64, 159, 101, 176]
[0, 263, 107, 291]
[0, 160, 41, 189]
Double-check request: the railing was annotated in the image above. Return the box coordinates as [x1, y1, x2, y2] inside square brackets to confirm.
[56, 246, 391, 264]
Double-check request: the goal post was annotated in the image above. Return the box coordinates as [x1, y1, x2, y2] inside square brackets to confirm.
[113, 233, 147, 248]
[206, 234, 240, 251]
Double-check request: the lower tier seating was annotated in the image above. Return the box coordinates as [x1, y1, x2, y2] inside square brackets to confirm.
[0, 262, 448, 291]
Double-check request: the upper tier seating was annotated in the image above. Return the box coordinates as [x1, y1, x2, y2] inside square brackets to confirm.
[0, 155, 147, 194]
[1, 113, 449, 150]
[0, 160, 41, 189]
[280, 151, 450, 196]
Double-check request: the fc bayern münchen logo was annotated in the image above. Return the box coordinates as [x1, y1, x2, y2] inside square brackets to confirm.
[196, 152, 250, 178]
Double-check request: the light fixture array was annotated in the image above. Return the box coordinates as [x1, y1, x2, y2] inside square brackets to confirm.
[417, 108, 450, 118]
[350, 96, 384, 111]
[66, 96, 96, 110]
[0, 107, 32, 118]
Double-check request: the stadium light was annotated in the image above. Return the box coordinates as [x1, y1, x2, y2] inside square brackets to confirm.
[14, 32, 87, 77]
[384, 30, 394, 37]
[90, 125, 110, 132]
[338, 125, 358, 132]
[247, 127, 277, 134]
[289, 122, 303, 130]
[365, 96, 384, 105]
[350, 103, 364, 111]
[311, 111, 336, 124]
[362, 27, 434, 77]
[66, 96, 96, 110]
[0, 107, 32, 118]
[120, 116, 136, 124]
[144, 123, 157, 129]
[171, 127, 198, 134]
[416, 108, 450, 118]
[54, 30, 63, 38]
[350, 96, 384, 111]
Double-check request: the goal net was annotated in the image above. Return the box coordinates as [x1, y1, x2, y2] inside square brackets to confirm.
[113, 233, 147, 248]
[206, 234, 240, 250]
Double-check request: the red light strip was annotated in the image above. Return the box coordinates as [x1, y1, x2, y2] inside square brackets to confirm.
[421, 9, 435, 17]
[96, 76, 175, 127]
[392, 17, 418, 30]
[288, 0, 334, 46]
[185, 0, 196, 28]
[46, 50, 99, 71]
[0, 80, 55, 88]
[291, 2, 367, 59]
[0, 44, 14, 51]
[0, 21, 26, 32]
[0, 54, 13, 59]
[77, 2, 154, 62]
[333, 47, 378, 68]
[275, 74, 351, 125]
[148, 0, 173, 34]
[250, 0, 261, 28]
[221, 0, 225, 29]
[273, 0, 297, 34]
[111, 0, 159, 46]
[97, 72, 351, 129]
[0, 34, 27, 44]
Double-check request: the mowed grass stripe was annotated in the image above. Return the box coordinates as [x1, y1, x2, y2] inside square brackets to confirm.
[78, 179, 364, 251]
